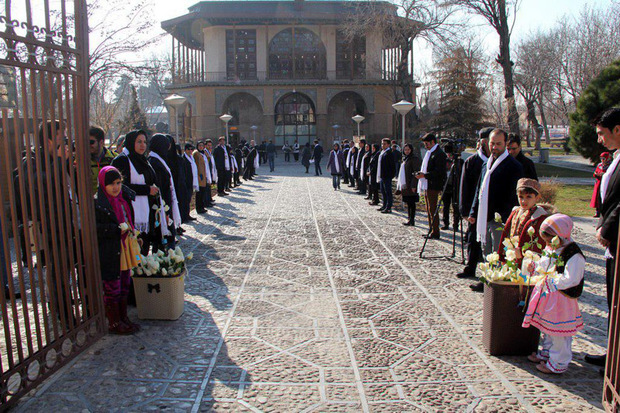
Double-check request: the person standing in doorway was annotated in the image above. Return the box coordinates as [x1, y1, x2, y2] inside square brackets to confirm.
[293, 140, 300, 162]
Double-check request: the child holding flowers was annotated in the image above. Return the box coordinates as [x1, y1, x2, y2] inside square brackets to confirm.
[95, 166, 141, 335]
[497, 178, 551, 266]
[522, 214, 585, 374]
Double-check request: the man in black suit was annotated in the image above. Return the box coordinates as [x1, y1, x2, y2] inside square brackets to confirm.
[468, 129, 523, 292]
[415, 133, 447, 239]
[508, 134, 538, 180]
[243, 140, 258, 180]
[342, 140, 351, 184]
[356, 139, 367, 194]
[586, 107, 620, 368]
[212, 136, 231, 196]
[312, 140, 324, 176]
[456, 127, 493, 279]
[377, 138, 396, 213]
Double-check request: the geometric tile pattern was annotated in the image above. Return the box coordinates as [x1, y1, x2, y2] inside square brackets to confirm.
[16, 161, 605, 412]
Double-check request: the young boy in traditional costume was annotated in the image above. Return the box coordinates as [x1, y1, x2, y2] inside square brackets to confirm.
[497, 178, 550, 266]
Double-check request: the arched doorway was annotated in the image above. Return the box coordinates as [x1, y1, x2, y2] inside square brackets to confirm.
[222, 93, 263, 145]
[327, 91, 367, 139]
[269, 28, 327, 80]
[274, 92, 316, 146]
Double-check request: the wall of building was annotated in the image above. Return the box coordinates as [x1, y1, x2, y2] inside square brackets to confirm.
[201, 24, 381, 80]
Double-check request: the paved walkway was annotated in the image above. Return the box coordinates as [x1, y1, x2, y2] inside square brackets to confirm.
[17, 160, 608, 412]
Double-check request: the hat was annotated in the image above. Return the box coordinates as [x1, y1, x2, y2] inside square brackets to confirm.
[185, 143, 195, 150]
[517, 178, 541, 194]
[421, 133, 436, 142]
[601, 152, 611, 159]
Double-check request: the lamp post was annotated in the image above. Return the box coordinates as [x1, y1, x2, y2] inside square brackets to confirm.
[219, 114, 233, 145]
[332, 124, 340, 140]
[352, 114, 365, 138]
[164, 94, 187, 143]
[250, 125, 258, 142]
[392, 100, 414, 149]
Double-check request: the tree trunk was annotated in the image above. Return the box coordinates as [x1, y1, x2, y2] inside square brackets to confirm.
[536, 98, 551, 145]
[526, 99, 541, 150]
[497, 0, 520, 134]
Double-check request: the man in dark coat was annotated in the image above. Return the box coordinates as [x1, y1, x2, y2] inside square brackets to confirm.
[468, 128, 523, 292]
[212, 137, 231, 196]
[508, 134, 538, 180]
[356, 139, 367, 194]
[415, 133, 447, 239]
[234, 145, 244, 186]
[244, 140, 258, 180]
[312, 140, 324, 176]
[377, 138, 396, 213]
[456, 127, 493, 279]
[586, 107, 620, 368]
[342, 139, 351, 184]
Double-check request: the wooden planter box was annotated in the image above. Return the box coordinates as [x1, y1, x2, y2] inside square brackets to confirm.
[133, 269, 185, 320]
[482, 282, 540, 356]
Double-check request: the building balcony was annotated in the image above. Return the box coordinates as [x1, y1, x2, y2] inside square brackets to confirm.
[170, 70, 400, 87]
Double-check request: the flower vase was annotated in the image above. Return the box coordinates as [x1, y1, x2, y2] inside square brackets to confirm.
[482, 281, 540, 356]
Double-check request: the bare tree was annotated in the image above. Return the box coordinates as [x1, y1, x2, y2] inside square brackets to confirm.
[87, 0, 165, 95]
[451, 0, 521, 134]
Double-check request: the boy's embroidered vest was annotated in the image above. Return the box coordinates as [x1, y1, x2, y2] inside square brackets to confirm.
[558, 242, 585, 298]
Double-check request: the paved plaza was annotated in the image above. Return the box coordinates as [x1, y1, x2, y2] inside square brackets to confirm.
[17, 160, 608, 412]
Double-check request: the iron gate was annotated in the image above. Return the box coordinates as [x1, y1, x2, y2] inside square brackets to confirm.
[604, 231, 620, 412]
[0, 0, 105, 409]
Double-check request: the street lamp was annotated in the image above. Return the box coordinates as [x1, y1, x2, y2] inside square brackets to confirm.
[392, 100, 415, 149]
[352, 114, 365, 138]
[219, 114, 233, 145]
[332, 124, 340, 140]
[164, 94, 187, 143]
[250, 125, 258, 142]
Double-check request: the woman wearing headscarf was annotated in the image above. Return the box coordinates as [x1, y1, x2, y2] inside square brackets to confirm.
[367, 143, 381, 205]
[166, 135, 188, 234]
[397, 143, 422, 226]
[148, 134, 181, 250]
[346, 145, 358, 188]
[326, 142, 345, 190]
[111, 130, 159, 255]
[360, 143, 372, 198]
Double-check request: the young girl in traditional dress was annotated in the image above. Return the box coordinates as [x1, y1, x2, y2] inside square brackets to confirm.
[522, 214, 585, 374]
[95, 166, 141, 334]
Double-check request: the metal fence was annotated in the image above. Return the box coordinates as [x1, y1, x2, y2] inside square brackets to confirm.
[604, 231, 620, 411]
[0, 1, 105, 409]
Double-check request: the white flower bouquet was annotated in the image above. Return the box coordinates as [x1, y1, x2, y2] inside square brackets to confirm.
[133, 247, 193, 278]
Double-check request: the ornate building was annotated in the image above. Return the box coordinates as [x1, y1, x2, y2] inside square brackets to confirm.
[162, 0, 415, 145]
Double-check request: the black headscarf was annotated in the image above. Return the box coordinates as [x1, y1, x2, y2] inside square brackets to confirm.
[165, 135, 180, 172]
[149, 133, 171, 159]
[403, 143, 414, 161]
[124, 129, 150, 170]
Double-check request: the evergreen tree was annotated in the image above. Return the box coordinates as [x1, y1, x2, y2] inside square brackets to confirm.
[569, 59, 620, 163]
[118, 85, 150, 134]
[432, 45, 487, 142]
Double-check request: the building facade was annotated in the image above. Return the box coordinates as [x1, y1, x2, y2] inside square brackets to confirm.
[162, 0, 415, 145]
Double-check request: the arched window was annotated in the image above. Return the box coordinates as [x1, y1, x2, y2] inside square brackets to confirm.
[274, 92, 316, 145]
[269, 28, 326, 80]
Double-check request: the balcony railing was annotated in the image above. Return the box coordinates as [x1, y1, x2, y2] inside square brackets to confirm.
[171, 70, 401, 85]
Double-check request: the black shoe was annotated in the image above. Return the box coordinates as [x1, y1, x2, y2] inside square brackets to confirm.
[456, 271, 475, 279]
[369, 201, 379, 206]
[196, 209, 207, 214]
[441, 225, 450, 230]
[402, 221, 413, 226]
[584, 354, 606, 366]
[381, 209, 392, 214]
[177, 227, 185, 235]
[377, 207, 385, 211]
[424, 234, 440, 240]
[470, 282, 484, 292]
[185, 216, 197, 221]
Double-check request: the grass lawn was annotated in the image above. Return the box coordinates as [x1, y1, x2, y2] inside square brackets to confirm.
[554, 184, 594, 217]
[535, 163, 593, 178]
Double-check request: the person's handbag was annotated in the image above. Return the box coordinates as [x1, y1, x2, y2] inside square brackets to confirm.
[309, 159, 315, 164]
[120, 231, 142, 271]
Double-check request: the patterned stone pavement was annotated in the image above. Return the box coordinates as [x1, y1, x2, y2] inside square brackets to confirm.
[17, 160, 607, 412]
